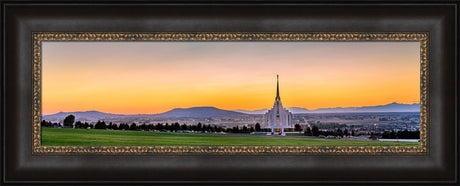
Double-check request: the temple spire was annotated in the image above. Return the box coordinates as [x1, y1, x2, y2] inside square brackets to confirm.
[276, 75, 280, 101]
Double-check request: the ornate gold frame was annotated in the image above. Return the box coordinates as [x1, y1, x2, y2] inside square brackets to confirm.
[32, 32, 429, 155]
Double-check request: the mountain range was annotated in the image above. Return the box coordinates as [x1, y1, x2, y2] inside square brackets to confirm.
[42, 107, 248, 121]
[156, 107, 248, 117]
[234, 102, 420, 114]
[43, 103, 420, 121]
[42, 111, 125, 121]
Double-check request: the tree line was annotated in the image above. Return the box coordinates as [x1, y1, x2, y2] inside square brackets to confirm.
[302, 125, 420, 139]
[303, 125, 348, 137]
[380, 130, 420, 139]
[41, 115, 267, 133]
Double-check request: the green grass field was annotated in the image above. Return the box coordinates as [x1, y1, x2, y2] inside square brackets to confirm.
[41, 128, 420, 146]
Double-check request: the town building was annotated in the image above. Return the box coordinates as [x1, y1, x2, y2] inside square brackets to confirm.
[264, 75, 293, 136]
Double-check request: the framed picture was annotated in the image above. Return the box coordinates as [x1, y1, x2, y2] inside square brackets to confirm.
[33, 32, 428, 155]
[2, 0, 458, 184]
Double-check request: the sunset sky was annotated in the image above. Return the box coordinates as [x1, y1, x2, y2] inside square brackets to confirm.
[42, 41, 420, 115]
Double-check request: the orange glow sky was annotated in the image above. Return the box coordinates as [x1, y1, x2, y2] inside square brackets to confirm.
[42, 41, 420, 115]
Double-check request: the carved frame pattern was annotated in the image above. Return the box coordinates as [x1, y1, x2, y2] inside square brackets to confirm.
[32, 32, 429, 155]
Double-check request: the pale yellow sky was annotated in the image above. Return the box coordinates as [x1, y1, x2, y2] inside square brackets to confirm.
[42, 41, 420, 115]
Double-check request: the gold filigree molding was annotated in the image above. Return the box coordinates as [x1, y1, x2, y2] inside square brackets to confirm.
[32, 32, 429, 155]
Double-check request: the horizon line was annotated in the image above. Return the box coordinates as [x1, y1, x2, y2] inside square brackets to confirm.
[43, 101, 421, 116]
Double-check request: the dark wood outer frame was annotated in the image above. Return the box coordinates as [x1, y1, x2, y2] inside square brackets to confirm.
[2, 1, 457, 184]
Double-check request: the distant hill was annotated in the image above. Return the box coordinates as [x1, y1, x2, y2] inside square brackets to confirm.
[312, 102, 420, 113]
[286, 107, 311, 114]
[42, 111, 124, 121]
[233, 103, 420, 114]
[232, 109, 268, 115]
[157, 107, 248, 117]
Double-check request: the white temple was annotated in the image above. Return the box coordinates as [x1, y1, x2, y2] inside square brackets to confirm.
[264, 75, 293, 136]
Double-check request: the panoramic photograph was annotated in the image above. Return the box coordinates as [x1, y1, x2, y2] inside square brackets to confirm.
[40, 41, 421, 146]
